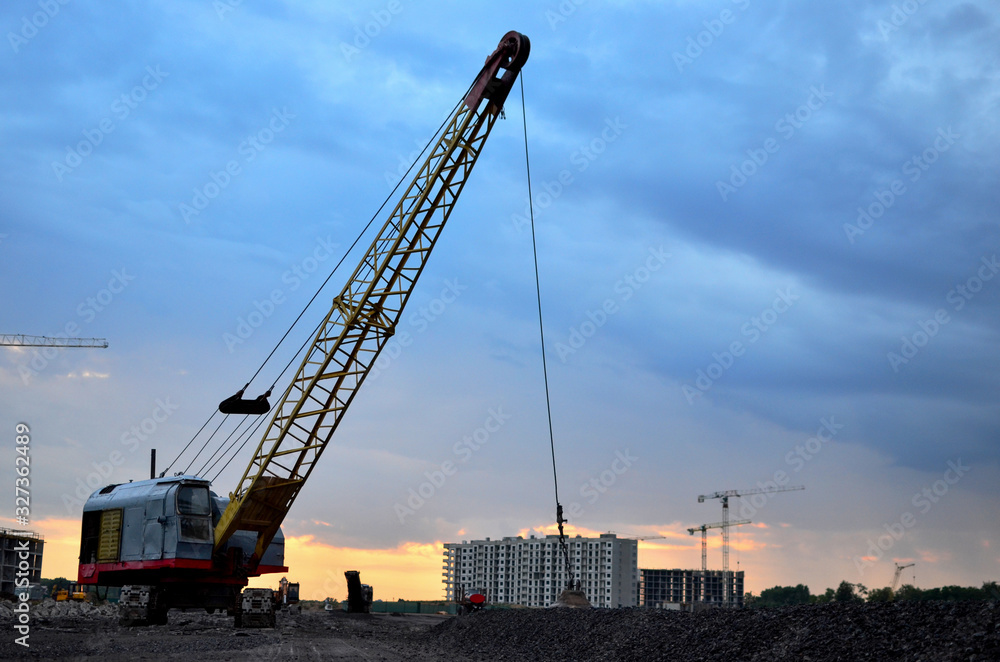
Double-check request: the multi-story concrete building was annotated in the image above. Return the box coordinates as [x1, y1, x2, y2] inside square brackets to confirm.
[0, 528, 44, 598]
[639, 568, 744, 609]
[443, 533, 638, 608]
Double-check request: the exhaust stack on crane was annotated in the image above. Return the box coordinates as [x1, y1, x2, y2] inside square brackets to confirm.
[75, 31, 530, 627]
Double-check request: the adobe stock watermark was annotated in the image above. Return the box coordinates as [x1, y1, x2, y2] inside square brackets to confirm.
[321, 568, 345, 603]
[179, 107, 295, 224]
[563, 449, 638, 522]
[62, 397, 179, 514]
[844, 127, 959, 244]
[877, 0, 931, 40]
[7, 0, 71, 54]
[509, 117, 627, 233]
[340, 0, 403, 62]
[223, 236, 339, 352]
[369, 279, 466, 380]
[725, 416, 842, 520]
[887, 254, 998, 372]
[853, 458, 970, 576]
[52, 65, 168, 182]
[383, 137, 431, 188]
[394, 406, 510, 524]
[733, 475, 801, 520]
[544, 0, 587, 30]
[213, 0, 244, 20]
[716, 84, 832, 201]
[555, 246, 670, 362]
[18, 268, 135, 384]
[673, 0, 751, 73]
[784, 416, 844, 473]
[682, 287, 799, 403]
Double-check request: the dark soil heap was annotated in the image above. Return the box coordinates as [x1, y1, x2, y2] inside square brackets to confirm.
[428, 601, 999, 661]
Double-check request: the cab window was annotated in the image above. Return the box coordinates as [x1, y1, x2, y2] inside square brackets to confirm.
[177, 485, 210, 516]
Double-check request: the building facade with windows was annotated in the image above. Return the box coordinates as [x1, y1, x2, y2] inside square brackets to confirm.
[639, 568, 744, 609]
[0, 528, 43, 598]
[443, 533, 638, 608]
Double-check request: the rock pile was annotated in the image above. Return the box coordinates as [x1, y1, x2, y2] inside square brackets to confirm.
[429, 600, 999, 661]
[551, 589, 592, 609]
[0, 598, 117, 620]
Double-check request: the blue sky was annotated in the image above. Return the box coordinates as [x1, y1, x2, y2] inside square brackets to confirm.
[1, 0, 998, 598]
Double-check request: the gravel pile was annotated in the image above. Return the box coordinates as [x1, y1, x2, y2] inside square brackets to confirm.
[428, 601, 1000, 661]
[0, 598, 117, 619]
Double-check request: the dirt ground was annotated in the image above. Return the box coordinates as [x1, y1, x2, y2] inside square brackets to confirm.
[2, 599, 998, 661]
[0, 608, 453, 661]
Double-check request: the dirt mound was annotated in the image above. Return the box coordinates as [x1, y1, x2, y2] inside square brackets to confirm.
[0, 599, 995, 660]
[0, 598, 117, 620]
[550, 589, 592, 608]
[429, 601, 1000, 661]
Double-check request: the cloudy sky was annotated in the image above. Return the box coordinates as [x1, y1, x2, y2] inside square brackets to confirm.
[1, 0, 998, 601]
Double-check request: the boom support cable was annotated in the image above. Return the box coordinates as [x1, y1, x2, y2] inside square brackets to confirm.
[163, 88, 474, 478]
[520, 75, 574, 590]
[182, 416, 228, 475]
[159, 412, 217, 476]
[249, 85, 474, 395]
[210, 412, 271, 483]
[195, 414, 251, 477]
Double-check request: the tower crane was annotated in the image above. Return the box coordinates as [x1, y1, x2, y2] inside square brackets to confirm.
[1, 334, 108, 348]
[609, 531, 669, 541]
[75, 31, 530, 627]
[891, 562, 915, 594]
[687, 519, 751, 573]
[698, 484, 804, 606]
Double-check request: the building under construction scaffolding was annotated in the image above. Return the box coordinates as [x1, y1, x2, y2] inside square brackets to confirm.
[640, 568, 744, 609]
[0, 528, 44, 598]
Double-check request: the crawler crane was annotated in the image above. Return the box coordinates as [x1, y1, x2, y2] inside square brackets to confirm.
[76, 31, 530, 626]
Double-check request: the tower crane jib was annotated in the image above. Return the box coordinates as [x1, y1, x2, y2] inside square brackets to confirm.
[697, 484, 805, 607]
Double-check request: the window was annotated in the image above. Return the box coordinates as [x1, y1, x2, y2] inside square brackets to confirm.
[177, 485, 211, 542]
[177, 485, 210, 516]
[180, 516, 211, 541]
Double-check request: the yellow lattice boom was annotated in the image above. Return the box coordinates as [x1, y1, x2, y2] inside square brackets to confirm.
[214, 32, 530, 565]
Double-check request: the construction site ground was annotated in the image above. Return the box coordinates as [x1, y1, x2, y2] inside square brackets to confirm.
[1, 598, 998, 660]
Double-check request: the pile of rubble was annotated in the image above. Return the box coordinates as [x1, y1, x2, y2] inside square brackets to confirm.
[429, 600, 1000, 661]
[0, 598, 117, 619]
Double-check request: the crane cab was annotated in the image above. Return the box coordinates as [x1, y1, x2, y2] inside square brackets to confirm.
[78, 475, 286, 588]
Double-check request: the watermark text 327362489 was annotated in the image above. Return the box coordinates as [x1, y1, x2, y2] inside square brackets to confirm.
[14, 423, 31, 526]
[13, 423, 32, 648]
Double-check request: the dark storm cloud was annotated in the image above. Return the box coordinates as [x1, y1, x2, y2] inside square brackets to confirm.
[1, 1, 997, 588]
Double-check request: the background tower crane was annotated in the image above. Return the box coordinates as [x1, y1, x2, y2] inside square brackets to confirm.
[891, 562, 915, 595]
[687, 519, 751, 573]
[698, 484, 804, 606]
[1, 334, 108, 348]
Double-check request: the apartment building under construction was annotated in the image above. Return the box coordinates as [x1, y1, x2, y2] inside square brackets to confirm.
[639, 568, 744, 609]
[443, 533, 638, 608]
[0, 528, 43, 598]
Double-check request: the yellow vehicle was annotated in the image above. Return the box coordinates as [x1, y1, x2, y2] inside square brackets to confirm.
[53, 582, 87, 601]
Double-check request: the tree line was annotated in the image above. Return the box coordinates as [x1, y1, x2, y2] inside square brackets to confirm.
[745, 580, 1000, 607]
